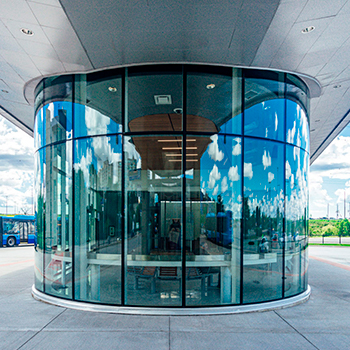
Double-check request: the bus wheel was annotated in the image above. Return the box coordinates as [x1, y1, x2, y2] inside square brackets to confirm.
[7, 237, 16, 247]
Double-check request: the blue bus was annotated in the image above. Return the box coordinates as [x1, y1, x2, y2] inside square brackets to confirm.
[0, 215, 35, 247]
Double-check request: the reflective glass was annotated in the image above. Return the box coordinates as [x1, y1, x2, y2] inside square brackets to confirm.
[185, 135, 241, 306]
[125, 135, 183, 306]
[126, 65, 183, 132]
[34, 149, 45, 292]
[243, 139, 284, 303]
[43, 141, 73, 299]
[74, 136, 122, 304]
[187, 66, 241, 134]
[74, 72, 122, 138]
[285, 146, 309, 297]
[286, 100, 309, 152]
[244, 71, 284, 141]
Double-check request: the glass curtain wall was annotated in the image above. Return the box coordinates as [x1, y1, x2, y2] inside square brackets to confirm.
[34, 65, 310, 308]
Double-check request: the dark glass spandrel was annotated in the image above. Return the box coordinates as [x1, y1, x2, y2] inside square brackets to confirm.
[243, 138, 284, 303]
[74, 136, 122, 305]
[43, 141, 73, 299]
[285, 145, 309, 297]
[185, 134, 241, 306]
[244, 71, 285, 141]
[126, 65, 183, 133]
[125, 135, 183, 306]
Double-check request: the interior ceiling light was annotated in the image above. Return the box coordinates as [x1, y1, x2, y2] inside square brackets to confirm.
[333, 84, 341, 89]
[21, 28, 34, 36]
[169, 159, 198, 162]
[301, 26, 315, 34]
[1, 89, 9, 93]
[165, 153, 198, 157]
[154, 95, 172, 105]
[162, 147, 197, 150]
[108, 87, 117, 92]
[173, 108, 182, 114]
[206, 84, 215, 89]
[158, 139, 196, 142]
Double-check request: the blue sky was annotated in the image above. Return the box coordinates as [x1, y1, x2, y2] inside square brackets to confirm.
[0, 112, 348, 219]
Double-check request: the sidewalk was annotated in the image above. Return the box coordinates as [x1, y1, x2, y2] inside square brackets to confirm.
[1, 246, 350, 350]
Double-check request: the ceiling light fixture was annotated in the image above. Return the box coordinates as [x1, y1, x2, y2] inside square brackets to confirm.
[21, 28, 34, 36]
[168, 159, 198, 162]
[162, 147, 197, 150]
[301, 26, 315, 34]
[158, 139, 196, 142]
[108, 87, 117, 92]
[173, 108, 182, 114]
[333, 84, 341, 89]
[206, 83, 215, 89]
[1, 89, 9, 93]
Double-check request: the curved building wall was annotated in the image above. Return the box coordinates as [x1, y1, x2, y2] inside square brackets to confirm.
[33, 65, 309, 308]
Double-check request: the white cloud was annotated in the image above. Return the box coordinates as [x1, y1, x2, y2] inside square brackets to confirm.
[244, 162, 253, 180]
[212, 184, 219, 196]
[208, 134, 224, 162]
[221, 176, 228, 193]
[228, 165, 240, 182]
[208, 164, 221, 189]
[262, 150, 271, 169]
[268, 172, 274, 183]
[232, 138, 241, 156]
[285, 160, 291, 179]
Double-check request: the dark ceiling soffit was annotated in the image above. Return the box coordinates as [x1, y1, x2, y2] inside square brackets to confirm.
[0, 105, 33, 137]
[310, 107, 350, 165]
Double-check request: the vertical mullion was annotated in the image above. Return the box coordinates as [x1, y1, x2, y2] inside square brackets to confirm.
[121, 68, 126, 306]
[282, 74, 287, 298]
[182, 65, 187, 307]
[71, 75, 76, 300]
[240, 69, 244, 305]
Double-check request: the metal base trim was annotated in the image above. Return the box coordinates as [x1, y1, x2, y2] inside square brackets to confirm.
[32, 285, 311, 316]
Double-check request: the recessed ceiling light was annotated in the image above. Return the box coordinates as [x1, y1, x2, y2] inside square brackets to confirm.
[154, 95, 172, 105]
[1, 90, 9, 93]
[301, 26, 315, 34]
[173, 108, 182, 114]
[206, 84, 215, 90]
[315, 119, 320, 122]
[333, 84, 341, 89]
[21, 28, 34, 36]
[310, 129, 316, 132]
[108, 87, 117, 92]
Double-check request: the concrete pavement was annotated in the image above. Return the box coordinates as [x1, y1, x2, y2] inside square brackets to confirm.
[1, 245, 350, 349]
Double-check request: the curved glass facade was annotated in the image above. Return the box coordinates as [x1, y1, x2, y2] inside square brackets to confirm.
[34, 65, 309, 308]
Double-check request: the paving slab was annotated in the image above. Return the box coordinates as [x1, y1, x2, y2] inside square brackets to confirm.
[45, 308, 169, 332]
[21, 331, 169, 350]
[0, 331, 36, 350]
[169, 331, 318, 350]
[170, 311, 293, 333]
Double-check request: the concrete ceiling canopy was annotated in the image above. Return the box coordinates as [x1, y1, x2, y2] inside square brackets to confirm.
[2, 0, 350, 163]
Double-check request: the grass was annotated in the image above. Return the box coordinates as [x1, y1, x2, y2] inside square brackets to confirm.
[309, 243, 350, 247]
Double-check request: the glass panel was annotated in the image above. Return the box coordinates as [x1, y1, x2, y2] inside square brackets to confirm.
[34, 149, 45, 291]
[186, 66, 241, 134]
[243, 139, 284, 303]
[185, 135, 241, 306]
[43, 141, 73, 299]
[126, 65, 183, 132]
[34, 109, 45, 150]
[74, 136, 122, 304]
[244, 71, 285, 141]
[285, 146, 309, 296]
[286, 100, 309, 152]
[125, 135, 183, 306]
[42, 75, 73, 145]
[74, 72, 122, 138]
